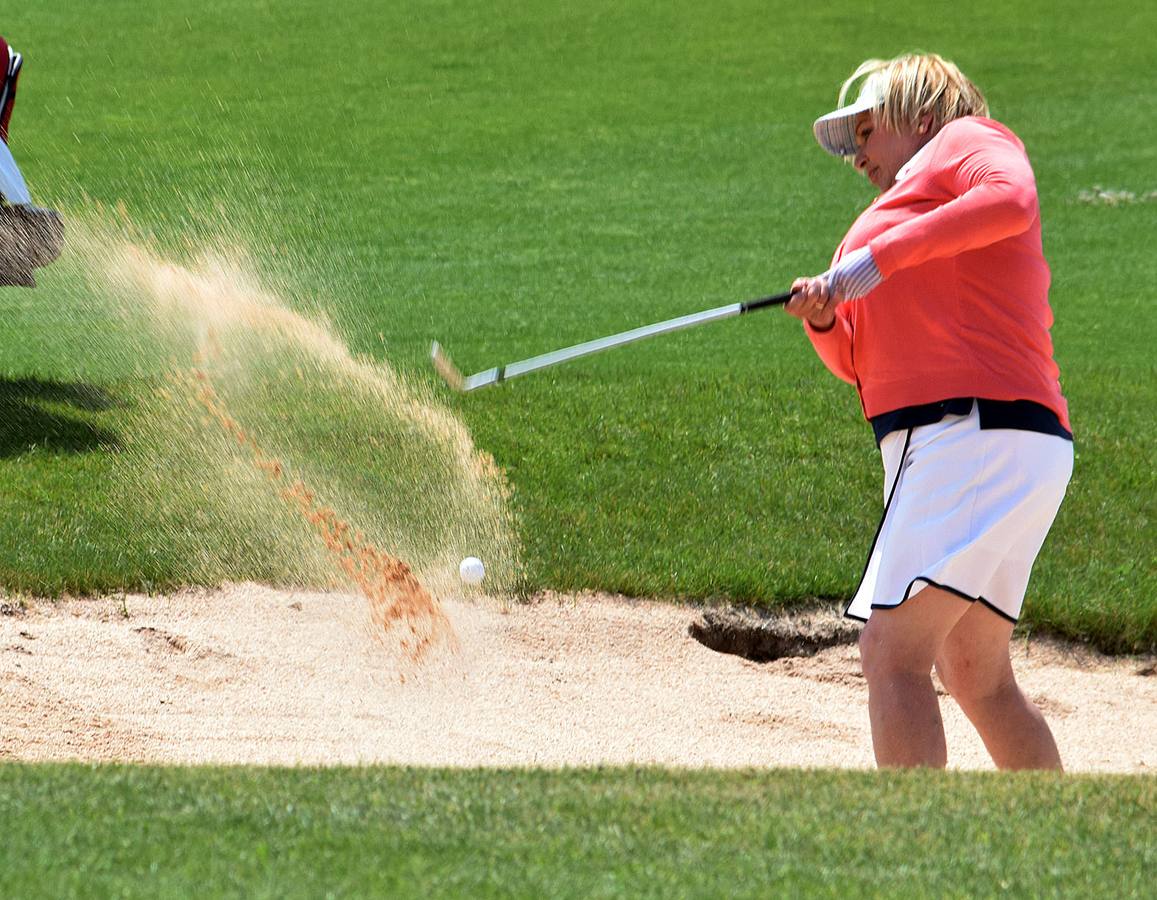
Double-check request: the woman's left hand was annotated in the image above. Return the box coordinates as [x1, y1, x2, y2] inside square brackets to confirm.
[786, 275, 837, 330]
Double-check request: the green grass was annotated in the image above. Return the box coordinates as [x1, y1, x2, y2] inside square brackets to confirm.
[1, 764, 1152, 898]
[1, 0, 1154, 650]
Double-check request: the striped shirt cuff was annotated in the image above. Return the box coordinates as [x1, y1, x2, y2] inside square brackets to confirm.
[826, 246, 883, 301]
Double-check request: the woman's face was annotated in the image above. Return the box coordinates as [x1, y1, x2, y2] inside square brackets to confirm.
[852, 111, 930, 192]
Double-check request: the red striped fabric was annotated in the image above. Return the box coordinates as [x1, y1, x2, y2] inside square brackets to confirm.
[0, 36, 22, 144]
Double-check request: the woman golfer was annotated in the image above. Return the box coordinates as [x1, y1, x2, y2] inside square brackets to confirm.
[787, 53, 1072, 769]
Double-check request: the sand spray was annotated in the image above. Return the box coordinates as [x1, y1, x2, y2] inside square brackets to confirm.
[59, 214, 519, 661]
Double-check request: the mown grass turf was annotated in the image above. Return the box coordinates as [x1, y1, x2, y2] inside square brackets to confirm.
[0, 764, 1152, 898]
[1, 1, 1153, 649]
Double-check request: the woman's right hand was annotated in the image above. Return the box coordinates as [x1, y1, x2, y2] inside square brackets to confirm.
[786, 275, 837, 331]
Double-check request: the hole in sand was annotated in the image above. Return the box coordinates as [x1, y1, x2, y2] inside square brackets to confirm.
[133, 626, 190, 655]
[689, 605, 860, 662]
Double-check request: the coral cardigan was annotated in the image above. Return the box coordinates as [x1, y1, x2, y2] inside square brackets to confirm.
[804, 116, 1070, 431]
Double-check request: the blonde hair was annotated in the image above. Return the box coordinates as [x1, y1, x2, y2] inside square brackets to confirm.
[840, 53, 988, 135]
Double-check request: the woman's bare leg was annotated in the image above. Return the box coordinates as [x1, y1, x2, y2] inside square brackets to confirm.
[935, 603, 1063, 771]
[858, 586, 972, 768]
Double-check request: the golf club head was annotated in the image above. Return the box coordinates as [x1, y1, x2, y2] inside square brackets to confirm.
[430, 341, 466, 392]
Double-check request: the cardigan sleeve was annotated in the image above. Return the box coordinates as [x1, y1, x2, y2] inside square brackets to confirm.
[868, 119, 1039, 277]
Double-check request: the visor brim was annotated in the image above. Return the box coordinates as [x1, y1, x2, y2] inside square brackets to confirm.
[813, 96, 880, 158]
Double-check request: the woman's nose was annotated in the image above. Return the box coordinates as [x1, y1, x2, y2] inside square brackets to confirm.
[853, 148, 868, 171]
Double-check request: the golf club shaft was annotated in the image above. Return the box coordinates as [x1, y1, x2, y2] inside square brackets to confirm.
[438, 289, 794, 391]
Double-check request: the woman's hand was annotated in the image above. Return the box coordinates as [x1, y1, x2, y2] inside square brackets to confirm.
[786, 275, 837, 330]
[786, 247, 882, 330]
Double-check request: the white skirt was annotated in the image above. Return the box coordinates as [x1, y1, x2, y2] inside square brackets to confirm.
[846, 402, 1073, 623]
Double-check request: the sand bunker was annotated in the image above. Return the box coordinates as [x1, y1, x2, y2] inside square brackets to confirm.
[2, 585, 1152, 771]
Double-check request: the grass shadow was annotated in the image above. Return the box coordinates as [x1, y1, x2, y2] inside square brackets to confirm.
[0, 378, 122, 458]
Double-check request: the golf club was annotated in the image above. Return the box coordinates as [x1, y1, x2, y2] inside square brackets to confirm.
[431, 288, 795, 392]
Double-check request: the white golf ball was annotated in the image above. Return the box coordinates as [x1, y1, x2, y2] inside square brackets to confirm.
[459, 556, 485, 585]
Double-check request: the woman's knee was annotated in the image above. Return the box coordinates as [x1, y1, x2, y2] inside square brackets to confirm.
[859, 619, 933, 684]
[935, 605, 1017, 703]
[935, 643, 1015, 705]
[859, 587, 973, 685]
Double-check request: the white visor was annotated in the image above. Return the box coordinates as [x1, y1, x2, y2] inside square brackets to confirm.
[812, 78, 883, 158]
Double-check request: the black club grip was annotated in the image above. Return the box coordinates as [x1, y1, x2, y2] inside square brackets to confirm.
[739, 290, 795, 314]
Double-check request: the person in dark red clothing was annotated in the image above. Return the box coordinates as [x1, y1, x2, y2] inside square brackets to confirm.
[0, 35, 63, 288]
[786, 53, 1071, 770]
